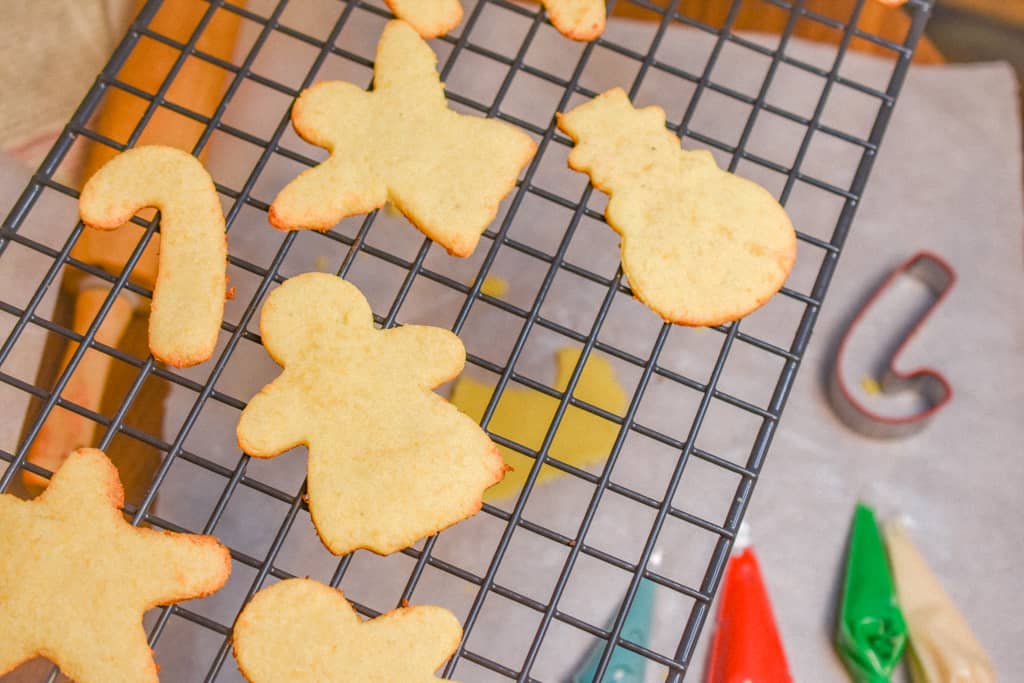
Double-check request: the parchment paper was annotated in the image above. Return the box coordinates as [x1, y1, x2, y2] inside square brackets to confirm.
[1, 4, 1021, 681]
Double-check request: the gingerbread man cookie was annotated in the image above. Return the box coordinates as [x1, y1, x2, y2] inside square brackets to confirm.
[79, 145, 228, 367]
[233, 578, 462, 682]
[0, 448, 230, 682]
[269, 20, 536, 258]
[237, 273, 506, 555]
[557, 88, 796, 326]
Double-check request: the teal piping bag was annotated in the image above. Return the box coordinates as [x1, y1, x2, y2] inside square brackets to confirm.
[573, 575, 656, 682]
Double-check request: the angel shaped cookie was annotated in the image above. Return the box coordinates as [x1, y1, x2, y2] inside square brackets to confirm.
[557, 88, 797, 326]
[233, 578, 462, 682]
[237, 273, 506, 555]
[269, 20, 536, 258]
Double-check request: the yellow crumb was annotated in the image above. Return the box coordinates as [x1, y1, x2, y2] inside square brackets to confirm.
[861, 376, 882, 395]
[470, 275, 508, 298]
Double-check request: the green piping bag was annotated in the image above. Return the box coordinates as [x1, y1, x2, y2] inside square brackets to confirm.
[835, 502, 908, 682]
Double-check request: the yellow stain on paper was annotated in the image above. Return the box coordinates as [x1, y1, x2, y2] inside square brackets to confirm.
[450, 348, 627, 501]
[861, 376, 882, 395]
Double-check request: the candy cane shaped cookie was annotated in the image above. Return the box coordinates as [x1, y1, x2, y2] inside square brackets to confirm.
[79, 145, 227, 367]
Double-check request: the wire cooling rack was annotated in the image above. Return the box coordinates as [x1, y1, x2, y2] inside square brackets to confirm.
[0, 0, 933, 680]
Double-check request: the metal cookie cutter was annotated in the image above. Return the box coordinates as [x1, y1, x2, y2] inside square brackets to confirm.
[828, 251, 956, 439]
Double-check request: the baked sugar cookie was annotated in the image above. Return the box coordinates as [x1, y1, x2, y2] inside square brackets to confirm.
[544, 0, 605, 41]
[557, 88, 796, 326]
[384, 0, 603, 41]
[236, 273, 506, 555]
[269, 20, 535, 258]
[385, 0, 462, 38]
[233, 578, 462, 683]
[0, 448, 230, 682]
[79, 145, 228, 367]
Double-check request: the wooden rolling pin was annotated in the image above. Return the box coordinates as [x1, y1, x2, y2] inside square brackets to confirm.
[23, 0, 242, 491]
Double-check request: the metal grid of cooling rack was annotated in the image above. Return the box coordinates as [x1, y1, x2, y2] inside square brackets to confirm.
[0, 0, 932, 680]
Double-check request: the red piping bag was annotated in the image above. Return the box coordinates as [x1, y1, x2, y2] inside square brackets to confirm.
[706, 538, 792, 683]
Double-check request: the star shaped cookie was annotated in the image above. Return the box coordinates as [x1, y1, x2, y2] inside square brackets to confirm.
[237, 272, 507, 556]
[0, 448, 231, 682]
[268, 20, 536, 258]
[233, 578, 462, 682]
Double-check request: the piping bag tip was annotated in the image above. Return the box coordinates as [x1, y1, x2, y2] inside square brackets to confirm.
[733, 520, 752, 552]
[855, 484, 905, 522]
[706, 544, 792, 683]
